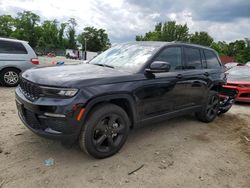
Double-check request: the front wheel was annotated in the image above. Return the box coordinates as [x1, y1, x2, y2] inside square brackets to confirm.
[79, 103, 130, 159]
[196, 91, 219, 123]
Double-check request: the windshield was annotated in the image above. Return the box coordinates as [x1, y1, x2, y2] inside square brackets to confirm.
[227, 67, 250, 77]
[89, 44, 157, 72]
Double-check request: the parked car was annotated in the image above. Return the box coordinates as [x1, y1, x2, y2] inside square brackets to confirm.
[0, 37, 39, 86]
[16, 42, 227, 158]
[222, 66, 250, 102]
[245, 61, 250, 66]
[224, 62, 240, 70]
[66, 52, 78, 59]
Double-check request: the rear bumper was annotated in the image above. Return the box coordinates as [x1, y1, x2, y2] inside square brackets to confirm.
[15, 87, 85, 143]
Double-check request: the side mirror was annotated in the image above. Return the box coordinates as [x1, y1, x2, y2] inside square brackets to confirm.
[146, 61, 171, 73]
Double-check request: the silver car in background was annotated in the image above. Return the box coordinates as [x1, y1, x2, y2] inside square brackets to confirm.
[0, 37, 39, 86]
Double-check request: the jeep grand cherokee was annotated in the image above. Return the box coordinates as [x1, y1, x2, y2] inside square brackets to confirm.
[15, 42, 226, 158]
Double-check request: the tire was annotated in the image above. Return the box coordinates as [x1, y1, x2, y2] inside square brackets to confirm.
[0, 68, 20, 87]
[196, 91, 219, 123]
[79, 103, 130, 159]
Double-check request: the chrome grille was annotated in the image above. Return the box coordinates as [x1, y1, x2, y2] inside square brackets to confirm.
[19, 78, 41, 101]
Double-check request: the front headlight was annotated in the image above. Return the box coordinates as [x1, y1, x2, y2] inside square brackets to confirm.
[40, 86, 79, 98]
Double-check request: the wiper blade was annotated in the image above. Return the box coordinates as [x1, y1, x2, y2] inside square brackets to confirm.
[93, 63, 114, 69]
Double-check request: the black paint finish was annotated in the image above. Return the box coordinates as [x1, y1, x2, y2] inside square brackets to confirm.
[15, 42, 226, 143]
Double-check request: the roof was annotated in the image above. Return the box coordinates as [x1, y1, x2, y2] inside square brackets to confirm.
[0, 37, 28, 43]
[123, 41, 216, 51]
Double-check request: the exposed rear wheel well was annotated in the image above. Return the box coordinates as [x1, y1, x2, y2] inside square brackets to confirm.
[210, 84, 222, 92]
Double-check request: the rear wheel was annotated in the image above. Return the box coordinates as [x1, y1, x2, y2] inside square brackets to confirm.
[196, 91, 219, 123]
[0, 68, 20, 87]
[79, 104, 130, 159]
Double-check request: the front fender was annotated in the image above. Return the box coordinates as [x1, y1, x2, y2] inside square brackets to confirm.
[81, 93, 137, 127]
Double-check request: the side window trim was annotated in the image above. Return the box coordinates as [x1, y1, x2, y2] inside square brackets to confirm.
[201, 49, 207, 69]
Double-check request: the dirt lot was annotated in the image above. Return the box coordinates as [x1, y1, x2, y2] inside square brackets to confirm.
[0, 86, 250, 188]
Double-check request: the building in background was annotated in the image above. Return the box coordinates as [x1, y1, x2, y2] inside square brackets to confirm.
[220, 56, 236, 64]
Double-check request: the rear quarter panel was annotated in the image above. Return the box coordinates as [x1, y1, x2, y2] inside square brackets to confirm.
[0, 42, 37, 72]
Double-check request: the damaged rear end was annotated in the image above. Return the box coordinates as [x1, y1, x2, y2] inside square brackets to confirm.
[218, 86, 238, 115]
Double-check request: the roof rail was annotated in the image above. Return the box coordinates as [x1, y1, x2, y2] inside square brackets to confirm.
[0, 36, 28, 43]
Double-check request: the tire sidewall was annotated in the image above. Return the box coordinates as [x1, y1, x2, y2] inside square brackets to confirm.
[0, 68, 20, 87]
[205, 92, 219, 122]
[80, 104, 130, 159]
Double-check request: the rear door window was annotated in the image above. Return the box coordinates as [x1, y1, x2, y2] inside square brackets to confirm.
[184, 47, 202, 69]
[204, 50, 221, 69]
[0, 40, 28, 54]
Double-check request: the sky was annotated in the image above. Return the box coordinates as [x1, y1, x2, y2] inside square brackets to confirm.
[0, 0, 249, 43]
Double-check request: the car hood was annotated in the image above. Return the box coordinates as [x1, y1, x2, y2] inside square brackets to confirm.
[227, 74, 250, 83]
[21, 64, 140, 87]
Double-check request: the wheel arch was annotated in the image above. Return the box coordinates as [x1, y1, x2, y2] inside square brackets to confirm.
[0, 66, 22, 73]
[209, 83, 223, 92]
[82, 94, 137, 128]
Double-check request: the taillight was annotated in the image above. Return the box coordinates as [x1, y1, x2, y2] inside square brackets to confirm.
[31, 58, 39, 65]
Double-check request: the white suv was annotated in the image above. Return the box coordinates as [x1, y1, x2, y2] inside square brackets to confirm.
[0, 37, 39, 86]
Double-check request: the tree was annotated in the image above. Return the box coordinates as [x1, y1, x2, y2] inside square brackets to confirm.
[210, 39, 250, 64]
[58, 22, 67, 49]
[162, 21, 189, 42]
[210, 41, 229, 56]
[136, 21, 189, 42]
[0, 15, 15, 37]
[78, 27, 110, 52]
[189, 31, 213, 46]
[228, 39, 250, 63]
[11, 11, 41, 47]
[37, 20, 59, 51]
[66, 18, 77, 49]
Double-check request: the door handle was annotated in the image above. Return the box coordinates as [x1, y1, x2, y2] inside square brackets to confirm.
[176, 74, 183, 79]
[204, 72, 209, 77]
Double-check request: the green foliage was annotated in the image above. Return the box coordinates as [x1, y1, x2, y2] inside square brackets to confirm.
[0, 11, 110, 53]
[136, 21, 189, 42]
[37, 20, 59, 50]
[78, 27, 111, 52]
[136, 21, 249, 63]
[211, 39, 250, 63]
[189, 32, 213, 47]
[67, 18, 77, 50]
[10, 11, 41, 47]
[0, 15, 15, 37]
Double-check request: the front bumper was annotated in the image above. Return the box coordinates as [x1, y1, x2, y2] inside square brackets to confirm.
[15, 87, 85, 143]
[222, 85, 250, 102]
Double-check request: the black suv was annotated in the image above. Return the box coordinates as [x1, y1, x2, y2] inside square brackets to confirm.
[15, 42, 226, 158]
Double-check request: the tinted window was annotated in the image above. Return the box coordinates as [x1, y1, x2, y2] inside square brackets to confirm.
[204, 50, 221, 69]
[0, 40, 27, 54]
[184, 47, 201, 69]
[154, 47, 182, 71]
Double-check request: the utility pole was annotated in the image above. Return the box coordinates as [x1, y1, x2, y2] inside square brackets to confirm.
[84, 38, 87, 60]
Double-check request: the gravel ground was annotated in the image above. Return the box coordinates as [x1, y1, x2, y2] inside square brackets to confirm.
[0, 86, 250, 188]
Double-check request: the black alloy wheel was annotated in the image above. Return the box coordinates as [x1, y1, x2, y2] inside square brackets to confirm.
[79, 103, 130, 159]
